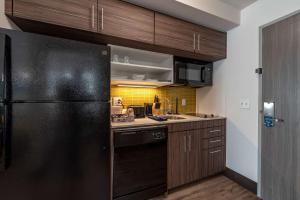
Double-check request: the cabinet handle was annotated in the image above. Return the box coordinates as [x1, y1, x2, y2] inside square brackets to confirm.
[188, 135, 192, 151]
[91, 4, 95, 29]
[101, 8, 104, 30]
[210, 150, 221, 154]
[193, 33, 196, 50]
[184, 135, 187, 153]
[198, 34, 200, 50]
[209, 129, 221, 133]
[210, 140, 221, 143]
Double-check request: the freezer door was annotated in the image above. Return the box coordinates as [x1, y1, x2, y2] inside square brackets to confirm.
[2, 28, 110, 101]
[0, 102, 110, 200]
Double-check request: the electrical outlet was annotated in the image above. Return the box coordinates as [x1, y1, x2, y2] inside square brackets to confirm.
[112, 97, 123, 106]
[240, 99, 250, 109]
[182, 99, 186, 106]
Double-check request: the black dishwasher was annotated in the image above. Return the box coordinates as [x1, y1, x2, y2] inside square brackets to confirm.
[113, 126, 167, 200]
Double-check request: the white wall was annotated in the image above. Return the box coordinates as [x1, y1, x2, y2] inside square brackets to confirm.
[197, 0, 300, 183]
[125, 0, 240, 31]
[175, 0, 240, 24]
[0, 0, 18, 29]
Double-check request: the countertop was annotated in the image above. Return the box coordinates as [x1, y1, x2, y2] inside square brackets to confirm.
[111, 114, 226, 129]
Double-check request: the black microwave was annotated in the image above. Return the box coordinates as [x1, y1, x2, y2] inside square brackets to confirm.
[174, 57, 213, 87]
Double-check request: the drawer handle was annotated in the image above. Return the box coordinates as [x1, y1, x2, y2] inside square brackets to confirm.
[209, 130, 221, 133]
[121, 132, 137, 135]
[210, 150, 222, 154]
[210, 140, 221, 143]
[184, 135, 187, 153]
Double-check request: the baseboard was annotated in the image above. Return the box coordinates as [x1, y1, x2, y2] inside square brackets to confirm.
[224, 167, 257, 194]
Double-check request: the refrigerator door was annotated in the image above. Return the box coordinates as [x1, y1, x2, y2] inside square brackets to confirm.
[0, 102, 111, 200]
[0, 29, 110, 102]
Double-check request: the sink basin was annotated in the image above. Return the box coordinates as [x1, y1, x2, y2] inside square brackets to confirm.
[163, 115, 186, 120]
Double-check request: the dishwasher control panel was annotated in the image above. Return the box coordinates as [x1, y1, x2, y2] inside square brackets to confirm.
[152, 131, 166, 140]
[114, 126, 167, 148]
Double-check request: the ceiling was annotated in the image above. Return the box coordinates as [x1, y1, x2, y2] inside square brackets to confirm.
[220, 0, 257, 9]
[124, 0, 258, 31]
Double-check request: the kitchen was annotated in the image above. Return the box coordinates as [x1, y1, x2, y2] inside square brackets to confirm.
[0, 0, 300, 200]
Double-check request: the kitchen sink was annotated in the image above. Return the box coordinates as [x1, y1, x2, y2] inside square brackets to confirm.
[163, 115, 186, 120]
[148, 115, 186, 121]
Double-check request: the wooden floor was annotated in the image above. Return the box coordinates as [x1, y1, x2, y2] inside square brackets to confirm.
[152, 176, 259, 200]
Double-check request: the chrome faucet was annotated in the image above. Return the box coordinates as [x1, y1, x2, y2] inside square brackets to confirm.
[164, 98, 173, 114]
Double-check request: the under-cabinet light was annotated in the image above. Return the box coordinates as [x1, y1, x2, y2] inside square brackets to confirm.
[117, 84, 157, 89]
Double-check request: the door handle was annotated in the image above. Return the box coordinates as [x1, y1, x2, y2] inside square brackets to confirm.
[263, 102, 284, 127]
[274, 118, 284, 123]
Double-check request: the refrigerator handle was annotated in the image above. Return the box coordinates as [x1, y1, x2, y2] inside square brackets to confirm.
[0, 34, 11, 101]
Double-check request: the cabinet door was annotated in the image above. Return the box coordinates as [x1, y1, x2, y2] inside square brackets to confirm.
[98, 0, 154, 44]
[155, 13, 196, 53]
[13, 0, 98, 32]
[186, 130, 203, 183]
[5, 0, 12, 15]
[196, 27, 227, 58]
[168, 131, 187, 189]
[208, 146, 226, 176]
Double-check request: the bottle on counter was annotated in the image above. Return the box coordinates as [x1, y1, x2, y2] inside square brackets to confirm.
[127, 108, 135, 122]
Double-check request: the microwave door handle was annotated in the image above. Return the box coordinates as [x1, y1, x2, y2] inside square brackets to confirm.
[201, 67, 205, 82]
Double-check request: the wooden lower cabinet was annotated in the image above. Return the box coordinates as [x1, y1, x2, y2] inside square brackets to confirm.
[168, 120, 226, 190]
[186, 130, 203, 183]
[208, 146, 226, 176]
[168, 131, 187, 189]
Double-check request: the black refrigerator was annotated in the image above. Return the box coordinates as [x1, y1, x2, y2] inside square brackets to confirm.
[0, 28, 111, 200]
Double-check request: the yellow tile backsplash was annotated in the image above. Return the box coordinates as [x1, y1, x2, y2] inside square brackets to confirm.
[111, 86, 196, 114]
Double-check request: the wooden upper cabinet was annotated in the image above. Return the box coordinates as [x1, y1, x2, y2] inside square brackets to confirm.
[98, 0, 154, 44]
[155, 13, 197, 53]
[5, 0, 13, 15]
[13, 0, 98, 32]
[168, 131, 187, 189]
[196, 27, 227, 58]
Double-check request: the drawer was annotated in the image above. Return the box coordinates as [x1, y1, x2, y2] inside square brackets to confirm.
[168, 119, 226, 132]
[202, 126, 225, 138]
[201, 119, 226, 128]
[202, 136, 225, 149]
[208, 146, 226, 176]
[168, 122, 193, 132]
